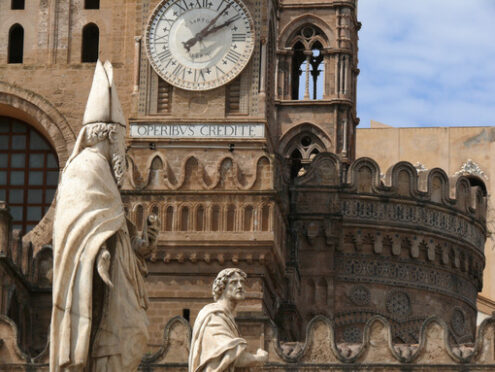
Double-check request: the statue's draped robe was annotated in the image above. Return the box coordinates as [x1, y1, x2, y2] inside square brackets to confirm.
[50, 147, 149, 371]
[189, 303, 247, 372]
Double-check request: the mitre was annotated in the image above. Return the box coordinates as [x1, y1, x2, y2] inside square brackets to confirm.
[82, 60, 126, 127]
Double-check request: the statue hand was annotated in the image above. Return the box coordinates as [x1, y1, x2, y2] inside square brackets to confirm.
[147, 225, 159, 245]
[255, 348, 268, 363]
[97, 248, 113, 288]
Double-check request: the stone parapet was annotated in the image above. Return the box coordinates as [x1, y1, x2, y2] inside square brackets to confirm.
[2, 313, 495, 370]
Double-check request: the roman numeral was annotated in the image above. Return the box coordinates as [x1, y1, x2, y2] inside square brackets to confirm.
[232, 33, 245, 42]
[175, 0, 189, 12]
[196, 0, 210, 7]
[161, 17, 175, 26]
[154, 34, 168, 42]
[156, 49, 172, 61]
[194, 69, 206, 83]
[215, 66, 225, 77]
[224, 49, 241, 63]
[172, 63, 186, 79]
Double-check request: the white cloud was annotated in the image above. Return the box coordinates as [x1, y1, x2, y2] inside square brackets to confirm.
[357, 0, 495, 127]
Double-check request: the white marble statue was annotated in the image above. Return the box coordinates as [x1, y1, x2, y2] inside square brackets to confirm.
[50, 60, 158, 372]
[189, 268, 268, 372]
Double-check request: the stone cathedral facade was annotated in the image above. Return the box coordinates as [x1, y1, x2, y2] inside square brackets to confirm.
[0, 0, 493, 370]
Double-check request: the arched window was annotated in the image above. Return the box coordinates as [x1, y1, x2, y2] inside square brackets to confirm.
[180, 206, 189, 231]
[8, 24, 24, 64]
[11, 0, 25, 9]
[81, 23, 99, 62]
[85, 0, 100, 9]
[0, 117, 59, 233]
[290, 26, 325, 100]
[287, 133, 325, 178]
[165, 206, 174, 231]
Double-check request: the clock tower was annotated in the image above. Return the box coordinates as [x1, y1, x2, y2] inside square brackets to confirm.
[125, 0, 359, 345]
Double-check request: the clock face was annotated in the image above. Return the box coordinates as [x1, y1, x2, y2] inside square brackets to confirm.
[145, 0, 255, 91]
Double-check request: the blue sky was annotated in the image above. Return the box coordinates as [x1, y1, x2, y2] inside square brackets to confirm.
[357, 0, 495, 128]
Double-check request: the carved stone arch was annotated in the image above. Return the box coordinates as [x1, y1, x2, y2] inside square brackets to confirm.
[288, 36, 310, 50]
[309, 35, 328, 50]
[452, 176, 472, 213]
[146, 152, 167, 189]
[179, 202, 193, 231]
[181, 155, 207, 190]
[280, 123, 332, 154]
[251, 155, 271, 190]
[242, 204, 255, 231]
[385, 161, 420, 197]
[193, 203, 205, 231]
[348, 157, 382, 192]
[294, 152, 341, 186]
[279, 14, 334, 49]
[426, 168, 450, 204]
[0, 84, 77, 249]
[214, 156, 241, 190]
[260, 202, 271, 231]
[0, 83, 75, 166]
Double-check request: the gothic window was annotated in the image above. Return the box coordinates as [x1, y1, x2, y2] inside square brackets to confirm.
[195, 205, 204, 231]
[135, 205, 144, 230]
[85, 0, 100, 9]
[243, 206, 253, 231]
[261, 205, 270, 231]
[290, 26, 325, 100]
[226, 204, 235, 231]
[8, 24, 24, 64]
[11, 0, 24, 9]
[81, 23, 99, 62]
[287, 133, 325, 178]
[0, 117, 59, 233]
[211, 205, 220, 231]
[180, 206, 189, 231]
[165, 206, 174, 231]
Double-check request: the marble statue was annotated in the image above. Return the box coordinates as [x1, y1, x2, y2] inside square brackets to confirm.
[189, 268, 268, 372]
[50, 60, 158, 372]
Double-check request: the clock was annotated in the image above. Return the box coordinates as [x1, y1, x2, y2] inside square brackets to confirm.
[145, 0, 255, 91]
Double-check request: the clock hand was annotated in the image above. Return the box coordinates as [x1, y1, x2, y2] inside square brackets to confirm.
[201, 14, 241, 38]
[182, 2, 233, 51]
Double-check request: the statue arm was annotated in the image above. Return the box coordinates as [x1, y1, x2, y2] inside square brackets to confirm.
[235, 349, 268, 367]
[128, 216, 159, 258]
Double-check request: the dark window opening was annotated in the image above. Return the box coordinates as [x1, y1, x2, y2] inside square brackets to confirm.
[290, 149, 302, 179]
[182, 308, 190, 322]
[0, 117, 59, 234]
[82, 23, 99, 62]
[11, 0, 25, 9]
[8, 24, 24, 64]
[291, 41, 305, 100]
[85, 0, 100, 9]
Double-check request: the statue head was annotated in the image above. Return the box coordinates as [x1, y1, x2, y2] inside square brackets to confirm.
[212, 268, 247, 302]
[65, 60, 127, 187]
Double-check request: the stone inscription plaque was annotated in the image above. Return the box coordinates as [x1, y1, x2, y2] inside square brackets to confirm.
[130, 122, 265, 139]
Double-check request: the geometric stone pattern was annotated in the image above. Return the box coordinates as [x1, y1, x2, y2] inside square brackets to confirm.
[336, 254, 478, 308]
[349, 285, 370, 306]
[385, 291, 411, 319]
[341, 198, 485, 251]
